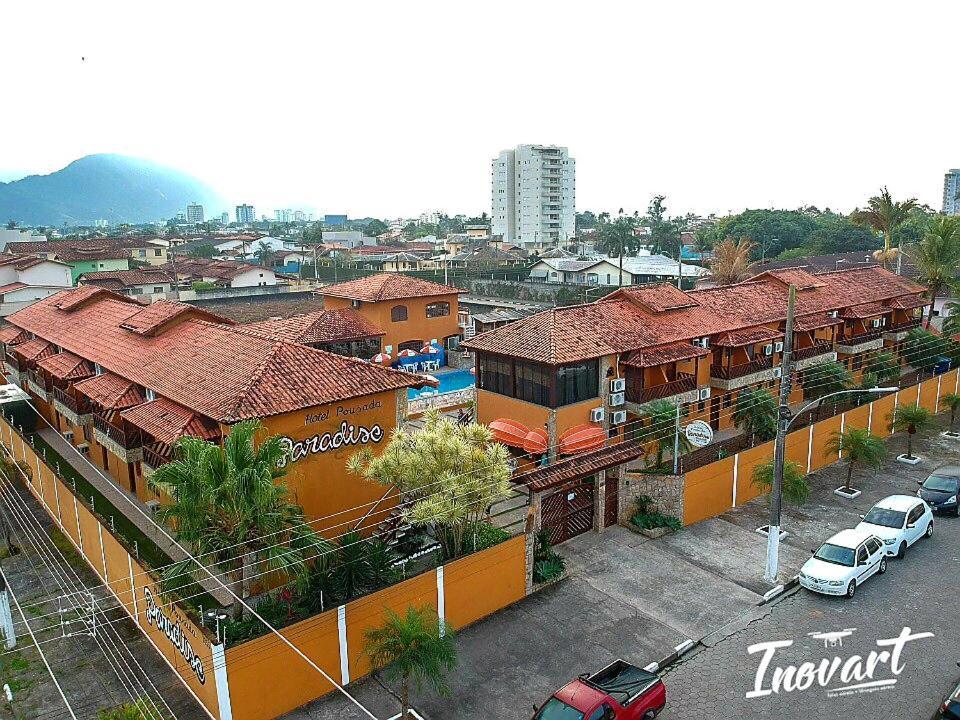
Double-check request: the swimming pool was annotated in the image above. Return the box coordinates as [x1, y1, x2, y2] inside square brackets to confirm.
[408, 369, 476, 399]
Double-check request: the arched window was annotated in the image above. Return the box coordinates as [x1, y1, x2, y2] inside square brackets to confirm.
[391, 305, 408, 322]
[426, 301, 450, 318]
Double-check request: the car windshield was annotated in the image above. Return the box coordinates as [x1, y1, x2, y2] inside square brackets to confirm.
[922, 475, 959, 493]
[534, 698, 585, 720]
[862, 508, 906, 529]
[814, 543, 855, 567]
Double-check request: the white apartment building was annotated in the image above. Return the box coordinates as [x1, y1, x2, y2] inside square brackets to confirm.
[491, 144, 575, 250]
[186, 203, 205, 224]
[235, 204, 256, 224]
[943, 170, 960, 216]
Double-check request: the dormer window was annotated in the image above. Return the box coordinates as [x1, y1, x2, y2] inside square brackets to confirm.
[145, 388, 156, 402]
[94, 363, 103, 376]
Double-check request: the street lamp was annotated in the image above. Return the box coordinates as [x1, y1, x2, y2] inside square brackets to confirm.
[763, 383, 899, 583]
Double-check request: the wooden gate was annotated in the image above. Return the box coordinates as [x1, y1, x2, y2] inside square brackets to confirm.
[541, 478, 595, 544]
[603, 472, 619, 528]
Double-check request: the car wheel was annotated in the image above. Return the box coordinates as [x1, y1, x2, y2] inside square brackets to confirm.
[925, 521, 934, 538]
[878, 557, 887, 574]
[846, 579, 856, 598]
[896, 541, 906, 559]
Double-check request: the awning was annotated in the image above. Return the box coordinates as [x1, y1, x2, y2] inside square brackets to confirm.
[13, 338, 55, 362]
[622, 341, 710, 368]
[489, 418, 530, 448]
[74, 372, 146, 410]
[522, 428, 548, 455]
[121, 397, 220, 445]
[513, 440, 644, 492]
[37, 352, 95, 381]
[841, 302, 886, 319]
[0, 326, 27, 345]
[558, 423, 605, 455]
[713, 326, 782, 347]
[885, 295, 929, 311]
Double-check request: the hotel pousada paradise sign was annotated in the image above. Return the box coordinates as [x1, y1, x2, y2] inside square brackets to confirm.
[684, 420, 714, 448]
[144, 587, 206, 685]
[276, 400, 387, 467]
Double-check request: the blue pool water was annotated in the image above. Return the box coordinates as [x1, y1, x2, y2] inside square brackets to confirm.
[408, 369, 476, 399]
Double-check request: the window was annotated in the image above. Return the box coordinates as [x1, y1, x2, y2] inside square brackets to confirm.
[516, 360, 551, 405]
[391, 305, 408, 322]
[352, 299, 361, 309]
[154, 249, 162, 257]
[138, 249, 146, 257]
[478, 354, 513, 396]
[557, 359, 599, 406]
[426, 301, 450, 318]
[856, 546, 868, 565]
[866, 537, 882, 554]
[153, 286, 164, 293]
[907, 505, 924, 525]
[131, 287, 143, 295]
[145, 388, 156, 401]
[93, 363, 103, 376]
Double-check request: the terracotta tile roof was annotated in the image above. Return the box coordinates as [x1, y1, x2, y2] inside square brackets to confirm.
[8, 238, 149, 262]
[243, 308, 383, 345]
[0, 326, 27, 345]
[121, 397, 220, 445]
[752, 268, 826, 290]
[54, 285, 131, 312]
[608, 283, 700, 312]
[0, 255, 58, 270]
[8, 287, 422, 422]
[0, 283, 28, 295]
[79, 269, 174, 288]
[164, 257, 274, 282]
[713, 326, 782, 347]
[465, 266, 927, 365]
[185, 292, 326, 324]
[793, 313, 843, 332]
[74, 373, 146, 410]
[885, 294, 929, 310]
[36, 352, 95, 381]
[13, 338, 55, 362]
[622, 341, 710, 368]
[513, 441, 644, 492]
[118, 301, 232, 336]
[841, 301, 887, 319]
[319, 273, 461, 302]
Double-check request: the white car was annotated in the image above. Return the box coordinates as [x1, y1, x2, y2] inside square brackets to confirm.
[855, 495, 934, 558]
[799, 528, 887, 598]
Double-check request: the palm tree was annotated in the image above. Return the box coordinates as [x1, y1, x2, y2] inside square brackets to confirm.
[149, 420, 328, 619]
[596, 210, 639, 287]
[887, 405, 933, 460]
[254, 240, 277, 268]
[802, 360, 852, 417]
[751, 459, 810, 505]
[365, 606, 458, 719]
[863, 351, 900, 386]
[907, 216, 960, 327]
[708, 237, 754, 286]
[941, 393, 960, 433]
[732, 388, 777, 443]
[850, 188, 918, 269]
[943, 301, 960, 337]
[638, 399, 691, 469]
[824, 428, 886, 493]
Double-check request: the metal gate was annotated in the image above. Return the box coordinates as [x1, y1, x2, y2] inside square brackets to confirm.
[603, 473, 619, 528]
[541, 479, 594, 545]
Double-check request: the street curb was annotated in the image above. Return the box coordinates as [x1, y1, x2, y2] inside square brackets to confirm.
[644, 639, 696, 674]
[759, 575, 800, 605]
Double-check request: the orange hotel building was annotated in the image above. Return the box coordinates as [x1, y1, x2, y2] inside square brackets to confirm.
[0, 285, 431, 532]
[317, 274, 463, 357]
[464, 266, 929, 540]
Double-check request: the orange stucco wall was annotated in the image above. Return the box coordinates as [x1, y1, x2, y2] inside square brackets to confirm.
[323, 291, 460, 354]
[224, 534, 527, 720]
[475, 388, 551, 434]
[682, 372, 958, 526]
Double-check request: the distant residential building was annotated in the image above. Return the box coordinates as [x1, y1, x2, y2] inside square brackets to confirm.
[161, 257, 281, 288]
[220, 212, 229, 224]
[186, 203, 205, 224]
[235, 204, 256, 224]
[275, 209, 294, 222]
[175, 211, 186, 222]
[0, 228, 45, 252]
[528, 254, 709, 286]
[78, 268, 174, 297]
[0, 255, 73, 315]
[320, 230, 375, 248]
[465, 224, 490, 239]
[943, 169, 960, 215]
[294, 210, 306, 222]
[324, 214, 348, 227]
[492, 144, 576, 251]
[5, 238, 168, 282]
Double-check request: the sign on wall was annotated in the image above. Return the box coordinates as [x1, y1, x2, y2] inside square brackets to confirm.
[684, 420, 714, 448]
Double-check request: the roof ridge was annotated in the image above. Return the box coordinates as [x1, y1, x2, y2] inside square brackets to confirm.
[223, 339, 286, 421]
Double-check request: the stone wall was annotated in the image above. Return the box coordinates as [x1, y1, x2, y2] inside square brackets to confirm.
[619, 472, 685, 523]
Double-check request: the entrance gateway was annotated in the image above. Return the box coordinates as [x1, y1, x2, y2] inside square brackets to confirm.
[541, 478, 594, 544]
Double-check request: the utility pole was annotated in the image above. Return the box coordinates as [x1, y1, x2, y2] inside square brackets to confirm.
[765, 284, 796, 584]
[0, 574, 15, 649]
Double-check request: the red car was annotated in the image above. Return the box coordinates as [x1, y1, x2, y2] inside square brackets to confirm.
[533, 660, 667, 720]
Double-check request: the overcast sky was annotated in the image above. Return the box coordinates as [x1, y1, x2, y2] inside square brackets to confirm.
[3, 1, 958, 219]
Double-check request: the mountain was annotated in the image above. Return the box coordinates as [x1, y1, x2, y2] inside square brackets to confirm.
[0, 154, 223, 226]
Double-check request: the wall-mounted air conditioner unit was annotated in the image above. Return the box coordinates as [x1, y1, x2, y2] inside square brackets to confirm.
[611, 410, 627, 425]
[609, 392, 625, 407]
[764, 344, 774, 356]
[590, 407, 605, 423]
[773, 367, 783, 378]
[698, 387, 711, 401]
[830, 310, 839, 318]
[775, 341, 784, 352]
[609, 378, 625, 393]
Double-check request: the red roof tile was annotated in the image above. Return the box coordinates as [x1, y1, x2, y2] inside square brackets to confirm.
[118, 301, 231, 336]
[793, 313, 843, 332]
[319, 273, 461, 302]
[513, 441, 644, 492]
[8, 288, 422, 422]
[0, 283, 28, 295]
[121, 398, 220, 445]
[36, 352, 95, 381]
[608, 283, 700, 312]
[713, 326, 782, 347]
[622, 341, 710, 368]
[885, 294, 929, 310]
[80, 269, 174, 288]
[74, 373, 146, 409]
[841, 301, 887, 319]
[0, 326, 27, 345]
[243, 307, 384, 345]
[465, 266, 927, 364]
[13, 338, 55, 361]
[753, 268, 826, 290]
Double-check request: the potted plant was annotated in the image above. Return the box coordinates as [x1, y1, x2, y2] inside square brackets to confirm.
[824, 428, 886, 499]
[887, 404, 932, 464]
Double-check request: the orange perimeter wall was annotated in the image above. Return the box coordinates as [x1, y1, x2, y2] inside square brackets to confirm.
[224, 533, 528, 720]
[682, 370, 959, 525]
[0, 416, 224, 719]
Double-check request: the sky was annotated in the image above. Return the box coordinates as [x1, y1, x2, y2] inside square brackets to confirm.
[2, 1, 958, 220]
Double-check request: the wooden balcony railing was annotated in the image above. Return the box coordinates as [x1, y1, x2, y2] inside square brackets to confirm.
[886, 318, 922, 332]
[627, 374, 696, 404]
[94, 414, 142, 450]
[839, 330, 883, 345]
[711, 355, 772, 380]
[793, 341, 834, 361]
[5, 354, 20, 372]
[53, 387, 89, 415]
[142, 445, 170, 470]
[25, 370, 51, 392]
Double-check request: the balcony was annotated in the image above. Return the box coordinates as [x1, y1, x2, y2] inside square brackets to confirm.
[93, 413, 143, 463]
[25, 371, 51, 401]
[711, 356, 777, 390]
[792, 341, 837, 370]
[883, 318, 922, 342]
[141, 445, 170, 474]
[626, 374, 698, 406]
[3, 353, 22, 380]
[837, 330, 883, 355]
[53, 387, 92, 426]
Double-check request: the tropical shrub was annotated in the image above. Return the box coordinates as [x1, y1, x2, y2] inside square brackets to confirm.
[733, 388, 777, 442]
[824, 428, 886, 493]
[888, 405, 933, 459]
[751, 459, 810, 505]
